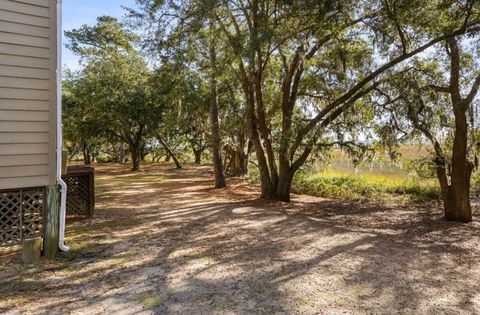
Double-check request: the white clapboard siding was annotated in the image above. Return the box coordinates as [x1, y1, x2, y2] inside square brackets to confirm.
[0, 110, 49, 121]
[0, 77, 50, 91]
[0, 121, 50, 133]
[0, 20, 49, 38]
[0, 165, 49, 178]
[0, 176, 50, 189]
[0, 2, 50, 18]
[0, 154, 49, 166]
[0, 99, 49, 111]
[0, 87, 50, 100]
[0, 132, 49, 144]
[13, 0, 50, 8]
[0, 54, 49, 69]
[0, 10, 49, 28]
[0, 77, 50, 90]
[0, 143, 50, 155]
[0, 65, 50, 79]
[0, 43, 49, 58]
[0, 0, 57, 190]
[0, 32, 50, 48]
[13, 0, 52, 8]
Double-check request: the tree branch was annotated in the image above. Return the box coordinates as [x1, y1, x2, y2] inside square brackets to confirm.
[464, 75, 480, 106]
[292, 23, 480, 153]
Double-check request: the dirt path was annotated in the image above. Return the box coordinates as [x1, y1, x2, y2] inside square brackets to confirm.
[1, 164, 480, 314]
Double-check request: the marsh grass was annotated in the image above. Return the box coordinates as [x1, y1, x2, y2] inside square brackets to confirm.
[293, 170, 440, 202]
[248, 145, 441, 203]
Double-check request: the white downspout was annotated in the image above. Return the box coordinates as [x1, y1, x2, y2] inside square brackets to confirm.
[56, 0, 69, 252]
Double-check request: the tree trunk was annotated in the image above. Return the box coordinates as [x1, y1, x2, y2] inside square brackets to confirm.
[443, 37, 474, 223]
[209, 18, 226, 188]
[444, 110, 472, 222]
[118, 143, 125, 164]
[274, 167, 293, 202]
[158, 135, 182, 169]
[83, 142, 91, 165]
[239, 151, 249, 176]
[171, 153, 182, 169]
[231, 150, 249, 177]
[234, 135, 250, 177]
[129, 143, 140, 171]
[165, 151, 171, 162]
[243, 80, 273, 197]
[119, 143, 126, 164]
[254, 138, 274, 197]
[417, 108, 473, 223]
[193, 150, 202, 164]
[445, 184, 472, 222]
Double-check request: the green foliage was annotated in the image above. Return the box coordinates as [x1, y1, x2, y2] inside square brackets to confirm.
[64, 16, 163, 169]
[65, 16, 139, 57]
[405, 158, 437, 179]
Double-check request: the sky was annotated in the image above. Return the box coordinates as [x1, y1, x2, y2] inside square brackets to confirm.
[62, 0, 137, 71]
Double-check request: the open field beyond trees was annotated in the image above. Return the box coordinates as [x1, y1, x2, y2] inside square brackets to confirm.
[1, 164, 480, 314]
[275, 145, 442, 203]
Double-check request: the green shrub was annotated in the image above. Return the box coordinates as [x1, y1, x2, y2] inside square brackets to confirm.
[405, 158, 437, 179]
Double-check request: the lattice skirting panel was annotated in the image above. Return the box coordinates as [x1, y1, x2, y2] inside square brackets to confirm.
[0, 188, 44, 246]
[63, 167, 94, 217]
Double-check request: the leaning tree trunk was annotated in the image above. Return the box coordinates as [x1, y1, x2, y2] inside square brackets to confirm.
[241, 77, 274, 197]
[208, 18, 226, 188]
[248, 98, 273, 197]
[444, 109, 473, 222]
[434, 156, 449, 207]
[158, 135, 181, 169]
[164, 152, 171, 162]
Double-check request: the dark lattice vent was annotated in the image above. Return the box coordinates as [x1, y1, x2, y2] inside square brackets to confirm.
[0, 189, 44, 246]
[63, 166, 94, 217]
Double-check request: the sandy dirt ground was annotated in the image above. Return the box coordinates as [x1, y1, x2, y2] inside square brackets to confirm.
[1, 164, 480, 315]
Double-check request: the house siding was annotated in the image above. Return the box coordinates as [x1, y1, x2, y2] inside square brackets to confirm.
[0, 0, 57, 190]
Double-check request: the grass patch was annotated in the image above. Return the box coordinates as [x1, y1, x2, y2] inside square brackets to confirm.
[138, 295, 162, 308]
[293, 170, 440, 202]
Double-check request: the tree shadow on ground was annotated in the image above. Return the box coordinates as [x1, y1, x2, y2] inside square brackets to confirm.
[1, 163, 479, 314]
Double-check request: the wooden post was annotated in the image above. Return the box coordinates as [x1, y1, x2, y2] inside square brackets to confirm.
[22, 237, 42, 264]
[43, 185, 59, 259]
